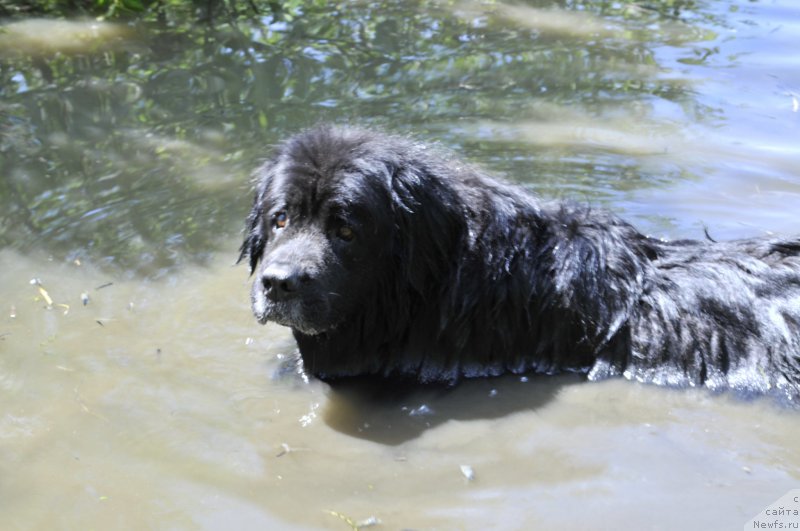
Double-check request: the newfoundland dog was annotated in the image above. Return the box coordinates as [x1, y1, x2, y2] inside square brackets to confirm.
[240, 125, 800, 401]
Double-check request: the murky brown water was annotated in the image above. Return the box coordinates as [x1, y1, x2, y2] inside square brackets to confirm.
[3, 0, 800, 529]
[2, 248, 798, 530]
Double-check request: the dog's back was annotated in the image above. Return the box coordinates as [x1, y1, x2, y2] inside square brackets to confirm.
[596, 237, 800, 400]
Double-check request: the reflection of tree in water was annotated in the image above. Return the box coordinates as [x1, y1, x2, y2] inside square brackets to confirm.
[0, 0, 723, 275]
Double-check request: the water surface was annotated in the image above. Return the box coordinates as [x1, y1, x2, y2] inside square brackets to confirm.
[1, 1, 799, 529]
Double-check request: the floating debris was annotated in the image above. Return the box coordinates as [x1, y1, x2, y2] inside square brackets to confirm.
[81, 292, 90, 306]
[460, 464, 476, 482]
[325, 510, 381, 530]
[95, 282, 114, 290]
[9, 305, 16, 319]
[408, 404, 433, 417]
[37, 288, 50, 302]
[30, 278, 53, 307]
[356, 516, 381, 528]
[28, 279, 68, 313]
[276, 443, 292, 457]
[276, 442, 309, 457]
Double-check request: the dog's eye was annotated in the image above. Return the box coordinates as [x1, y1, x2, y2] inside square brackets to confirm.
[272, 211, 288, 230]
[337, 226, 355, 241]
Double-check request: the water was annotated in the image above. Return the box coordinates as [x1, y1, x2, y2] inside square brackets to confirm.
[1, 1, 799, 529]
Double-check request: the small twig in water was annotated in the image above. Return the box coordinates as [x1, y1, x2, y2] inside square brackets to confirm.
[325, 510, 381, 530]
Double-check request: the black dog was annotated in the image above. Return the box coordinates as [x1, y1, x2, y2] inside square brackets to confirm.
[240, 125, 800, 401]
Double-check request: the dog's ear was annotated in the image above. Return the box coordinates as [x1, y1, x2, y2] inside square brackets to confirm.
[238, 194, 264, 275]
[389, 161, 466, 293]
[238, 159, 275, 275]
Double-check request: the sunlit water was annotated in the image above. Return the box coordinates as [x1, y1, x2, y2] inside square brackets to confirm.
[2, 249, 798, 529]
[2, 1, 800, 529]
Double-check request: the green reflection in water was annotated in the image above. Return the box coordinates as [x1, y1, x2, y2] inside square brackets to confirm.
[0, 0, 724, 276]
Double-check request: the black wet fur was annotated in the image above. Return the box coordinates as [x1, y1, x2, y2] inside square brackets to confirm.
[240, 125, 800, 402]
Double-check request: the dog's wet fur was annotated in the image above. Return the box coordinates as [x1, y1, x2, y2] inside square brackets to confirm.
[240, 125, 800, 401]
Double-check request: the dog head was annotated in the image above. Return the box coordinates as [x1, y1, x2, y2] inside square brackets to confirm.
[239, 126, 396, 335]
[239, 125, 467, 337]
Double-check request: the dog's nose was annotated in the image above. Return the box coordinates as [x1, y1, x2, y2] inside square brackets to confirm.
[261, 265, 310, 301]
